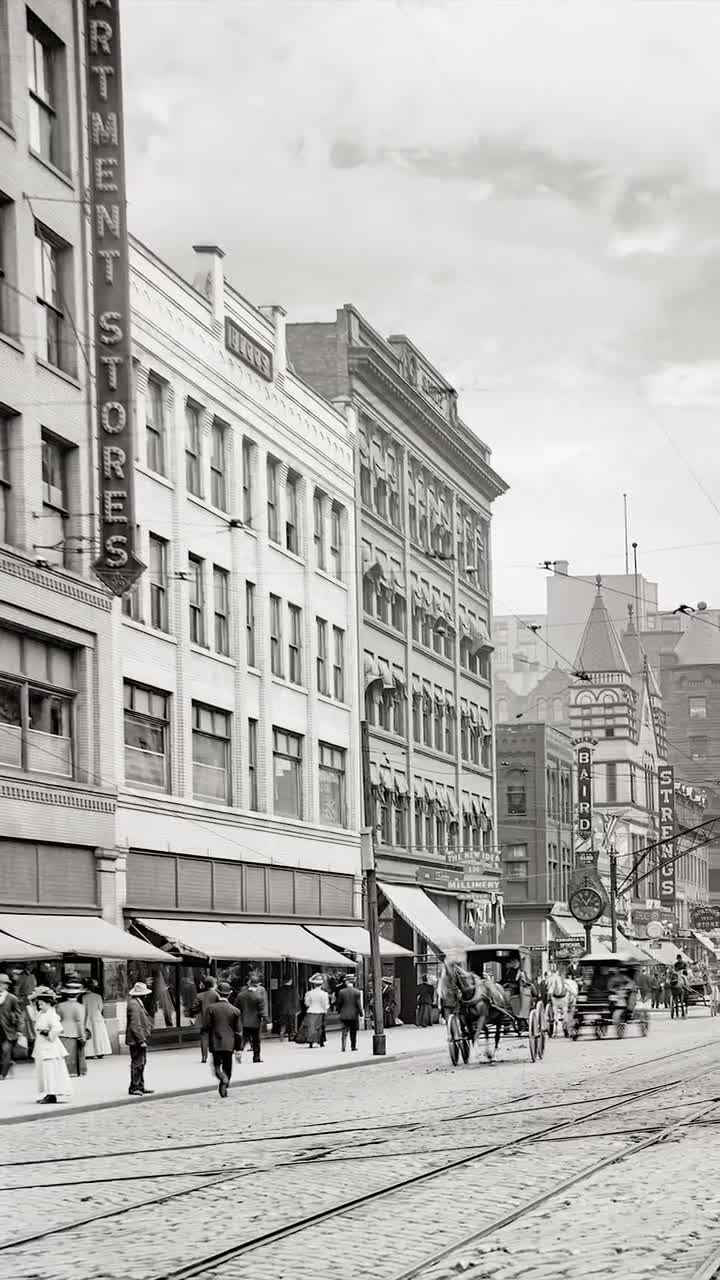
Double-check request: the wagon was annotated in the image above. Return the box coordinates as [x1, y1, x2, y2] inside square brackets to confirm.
[567, 953, 650, 1040]
[458, 945, 548, 1062]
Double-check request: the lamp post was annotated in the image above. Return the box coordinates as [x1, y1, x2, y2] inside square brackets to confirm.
[360, 720, 386, 1057]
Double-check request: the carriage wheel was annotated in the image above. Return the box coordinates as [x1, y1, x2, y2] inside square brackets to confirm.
[545, 1002, 555, 1038]
[460, 1035, 471, 1063]
[639, 1011, 649, 1037]
[537, 1004, 547, 1059]
[447, 1014, 461, 1066]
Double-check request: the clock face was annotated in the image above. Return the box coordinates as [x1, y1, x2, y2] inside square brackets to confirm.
[570, 887, 603, 922]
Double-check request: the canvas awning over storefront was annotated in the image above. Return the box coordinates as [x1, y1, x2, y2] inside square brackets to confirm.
[691, 930, 718, 958]
[222, 923, 355, 967]
[305, 924, 413, 959]
[0, 914, 174, 962]
[642, 940, 692, 967]
[378, 882, 481, 956]
[133, 918, 275, 961]
[0, 931, 57, 962]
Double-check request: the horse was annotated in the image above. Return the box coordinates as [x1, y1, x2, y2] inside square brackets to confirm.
[709, 979, 720, 1017]
[670, 970, 689, 1019]
[438, 959, 509, 1062]
[547, 969, 574, 1036]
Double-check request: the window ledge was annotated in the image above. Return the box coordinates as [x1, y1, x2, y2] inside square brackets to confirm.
[28, 147, 75, 189]
[36, 357, 81, 388]
[316, 567, 347, 591]
[459, 668, 491, 688]
[136, 463, 174, 491]
[366, 615, 406, 644]
[317, 693, 350, 711]
[186, 492, 233, 524]
[247, 665, 261, 678]
[0, 119, 16, 141]
[268, 541, 306, 569]
[271, 676, 308, 696]
[0, 332, 23, 356]
[121, 617, 178, 644]
[410, 638, 455, 670]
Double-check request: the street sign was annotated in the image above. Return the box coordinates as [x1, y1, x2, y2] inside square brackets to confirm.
[576, 849, 598, 868]
[689, 905, 720, 931]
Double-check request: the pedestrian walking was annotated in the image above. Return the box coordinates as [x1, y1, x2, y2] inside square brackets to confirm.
[296, 974, 329, 1047]
[276, 977, 299, 1040]
[335, 974, 363, 1051]
[57, 980, 89, 1078]
[415, 975, 435, 1027]
[204, 981, 242, 1097]
[0, 973, 22, 1079]
[126, 981, 154, 1096]
[191, 977, 219, 1063]
[82, 979, 112, 1059]
[30, 987, 72, 1104]
[233, 974, 266, 1063]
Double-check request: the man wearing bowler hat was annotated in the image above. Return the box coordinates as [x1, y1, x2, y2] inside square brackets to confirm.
[0, 974, 21, 1080]
[203, 981, 243, 1097]
[126, 981, 154, 1096]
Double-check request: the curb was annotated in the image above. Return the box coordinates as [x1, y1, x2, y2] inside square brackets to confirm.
[0, 1044, 441, 1127]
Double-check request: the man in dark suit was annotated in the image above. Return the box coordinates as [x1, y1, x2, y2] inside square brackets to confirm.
[191, 977, 219, 1064]
[233, 975, 266, 1063]
[335, 975, 363, 1051]
[204, 981, 243, 1097]
[126, 981, 154, 1096]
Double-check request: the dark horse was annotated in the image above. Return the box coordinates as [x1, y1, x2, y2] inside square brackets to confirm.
[438, 959, 509, 1061]
[670, 970, 689, 1020]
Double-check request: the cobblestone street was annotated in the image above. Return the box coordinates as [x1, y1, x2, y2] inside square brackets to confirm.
[1, 1011, 720, 1280]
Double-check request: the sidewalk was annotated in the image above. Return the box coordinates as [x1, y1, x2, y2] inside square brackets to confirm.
[0, 1023, 443, 1124]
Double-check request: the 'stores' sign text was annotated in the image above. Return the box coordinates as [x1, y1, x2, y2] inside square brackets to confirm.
[657, 764, 677, 905]
[86, 0, 144, 596]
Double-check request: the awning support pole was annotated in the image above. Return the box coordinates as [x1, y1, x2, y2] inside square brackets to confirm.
[361, 720, 386, 1056]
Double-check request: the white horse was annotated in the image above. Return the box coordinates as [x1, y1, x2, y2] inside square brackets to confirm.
[548, 970, 577, 1035]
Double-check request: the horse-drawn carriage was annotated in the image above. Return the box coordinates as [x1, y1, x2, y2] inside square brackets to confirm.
[567, 953, 649, 1040]
[440, 946, 548, 1064]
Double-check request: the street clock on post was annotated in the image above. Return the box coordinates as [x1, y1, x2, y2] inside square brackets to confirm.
[569, 885, 604, 924]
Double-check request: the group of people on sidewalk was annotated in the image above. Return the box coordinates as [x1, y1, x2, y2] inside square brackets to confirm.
[198, 971, 365, 1097]
[0, 971, 113, 1104]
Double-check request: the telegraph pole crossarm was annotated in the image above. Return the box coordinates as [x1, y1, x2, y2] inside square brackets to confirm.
[360, 721, 387, 1056]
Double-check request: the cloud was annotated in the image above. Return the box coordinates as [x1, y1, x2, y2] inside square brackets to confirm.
[645, 364, 720, 407]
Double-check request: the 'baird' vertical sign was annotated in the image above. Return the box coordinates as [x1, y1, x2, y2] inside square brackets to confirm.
[576, 745, 593, 850]
[86, 0, 144, 595]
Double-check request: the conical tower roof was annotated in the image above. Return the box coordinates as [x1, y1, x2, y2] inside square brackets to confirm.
[621, 605, 643, 681]
[574, 577, 631, 676]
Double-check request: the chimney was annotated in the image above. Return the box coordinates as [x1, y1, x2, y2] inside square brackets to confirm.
[192, 245, 225, 325]
[554, 560, 569, 575]
[259, 304, 287, 378]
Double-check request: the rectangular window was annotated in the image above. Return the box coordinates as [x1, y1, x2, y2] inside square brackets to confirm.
[319, 742, 346, 827]
[445, 697, 455, 754]
[185, 402, 202, 496]
[0, 196, 18, 340]
[422, 684, 432, 746]
[192, 702, 230, 804]
[123, 681, 169, 792]
[317, 617, 328, 695]
[434, 689, 444, 751]
[248, 717, 258, 810]
[213, 566, 230, 655]
[690, 736, 708, 762]
[146, 376, 166, 476]
[286, 473, 299, 555]
[242, 438, 254, 525]
[273, 727, 302, 818]
[270, 594, 282, 676]
[246, 582, 256, 667]
[188, 555, 206, 646]
[27, 13, 65, 170]
[689, 696, 707, 720]
[606, 761, 617, 804]
[210, 421, 227, 511]
[34, 225, 73, 373]
[288, 603, 302, 685]
[333, 626, 344, 702]
[314, 491, 326, 570]
[425, 806, 434, 853]
[507, 784, 526, 816]
[149, 534, 169, 632]
[0, 627, 75, 777]
[267, 458, 279, 542]
[330, 504, 342, 578]
[41, 431, 67, 509]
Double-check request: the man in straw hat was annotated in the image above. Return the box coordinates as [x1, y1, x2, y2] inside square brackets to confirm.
[126, 982, 154, 1096]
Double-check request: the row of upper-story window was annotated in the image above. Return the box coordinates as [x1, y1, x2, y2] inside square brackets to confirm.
[371, 770, 493, 855]
[358, 419, 489, 589]
[123, 557, 348, 702]
[363, 653, 491, 768]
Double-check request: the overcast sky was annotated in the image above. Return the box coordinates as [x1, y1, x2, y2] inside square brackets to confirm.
[122, 0, 720, 619]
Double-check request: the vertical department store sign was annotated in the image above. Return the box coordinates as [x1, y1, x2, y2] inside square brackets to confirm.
[86, 0, 144, 595]
[658, 765, 677, 905]
[576, 745, 593, 849]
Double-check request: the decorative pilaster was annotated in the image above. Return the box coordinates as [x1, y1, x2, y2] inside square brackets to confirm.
[254, 446, 272, 814]
[301, 476, 317, 823]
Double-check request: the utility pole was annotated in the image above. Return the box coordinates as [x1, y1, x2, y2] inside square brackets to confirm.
[609, 850, 618, 952]
[360, 720, 386, 1056]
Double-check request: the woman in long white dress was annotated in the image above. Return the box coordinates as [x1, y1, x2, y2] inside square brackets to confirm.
[31, 988, 73, 1104]
[83, 981, 112, 1058]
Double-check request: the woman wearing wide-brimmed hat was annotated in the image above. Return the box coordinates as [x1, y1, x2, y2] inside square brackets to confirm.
[296, 974, 329, 1048]
[31, 987, 73, 1104]
[56, 979, 89, 1078]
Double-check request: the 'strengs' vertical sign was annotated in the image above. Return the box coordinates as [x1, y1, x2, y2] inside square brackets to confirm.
[658, 764, 677, 905]
[86, 0, 144, 595]
[576, 745, 593, 849]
